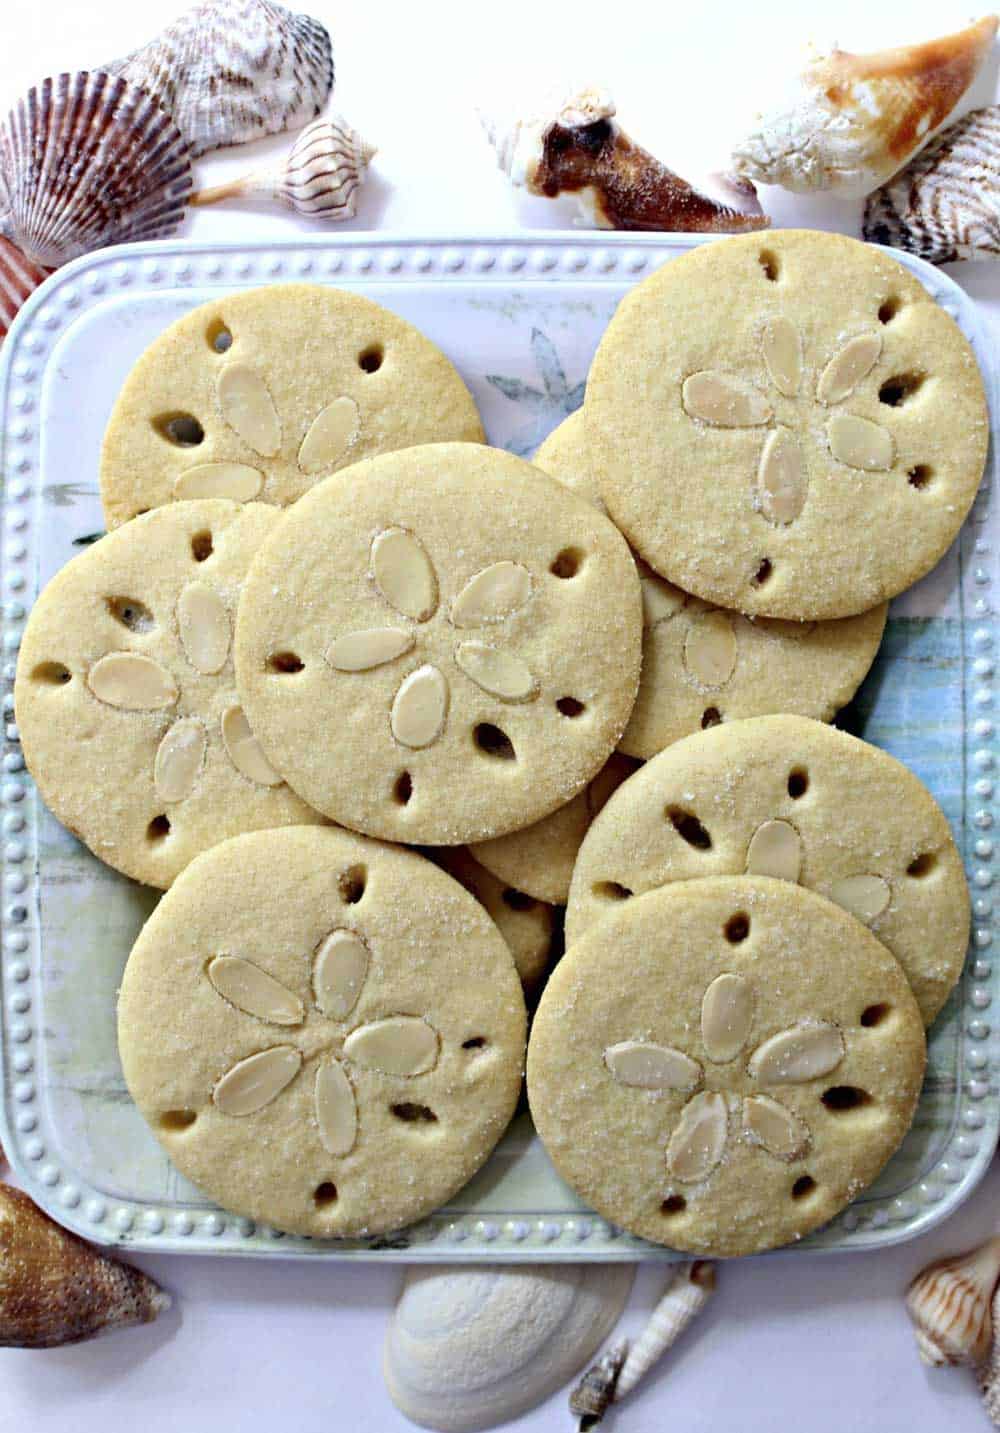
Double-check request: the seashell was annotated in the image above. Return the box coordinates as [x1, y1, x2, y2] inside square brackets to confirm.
[0, 238, 49, 344]
[104, 0, 334, 159]
[0, 72, 192, 269]
[863, 106, 1000, 263]
[568, 1339, 628, 1428]
[615, 1261, 716, 1400]
[981, 1281, 1000, 1423]
[0, 1184, 171, 1347]
[906, 1234, 1000, 1367]
[482, 84, 769, 232]
[384, 1263, 635, 1432]
[732, 16, 998, 198]
[190, 115, 375, 220]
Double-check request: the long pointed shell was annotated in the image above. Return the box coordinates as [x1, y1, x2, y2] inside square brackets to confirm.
[0, 238, 48, 343]
[569, 1340, 628, 1424]
[615, 1262, 716, 1399]
[0, 1185, 171, 1347]
[0, 72, 192, 268]
[385, 1264, 634, 1433]
[103, 0, 334, 158]
[907, 1235, 1000, 1367]
[732, 17, 998, 198]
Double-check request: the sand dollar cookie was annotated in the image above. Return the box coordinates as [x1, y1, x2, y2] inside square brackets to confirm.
[528, 876, 926, 1256]
[118, 827, 526, 1238]
[100, 284, 484, 527]
[234, 443, 642, 844]
[586, 230, 989, 619]
[567, 715, 969, 1024]
[432, 847, 554, 993]
[15, 501, 323, 888]
[535, 412, 887, 757]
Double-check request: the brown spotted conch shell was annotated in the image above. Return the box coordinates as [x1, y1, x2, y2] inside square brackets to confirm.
[482, 85, 769, 232]
[732, 16, 998, 198]
[0, 1185, 171, 1347]
[906, 1233, 1000, 1368]
[0, 238, 48, 344]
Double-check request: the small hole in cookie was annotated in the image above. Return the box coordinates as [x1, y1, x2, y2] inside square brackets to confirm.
[907, 852, 936, 878]
[153, 412, 205, 448]
[701, 707, 722, 729]
[313, 1181, 338, 1208]
[462, 1036, 488, 1050]
[758, 249, 780, 281]
[206, 319, 233, 354]
[159, 1108, 197, 1131]
[787, 768, 809, 799]
[908, 465, 933, 490]
[822, 1086, 871, 1112]
[593, 880, 633, 902]
[556, 697, 585, 718]
[191, 530, 214, 562]
[266, 651, 304, 674]
[550, 547, 583, 579]
[725, 912, 750, 943]
[502, 888, 535, 911]
[752, 558, 773, 588]
[106, 596, 155, 633]
[147, 814, 171, 841]
[474, 723, 516, 760]
[878, 296, 902, 324]
[791, 1175, 817, 1200]
[879, 372, 925, 407]
[860, 1002, 891, 1028]
[661, 1194, 686, 1215]
[358, 343, 384, 373]
[32, 660, 71, 685]
[390, 1102, 438, 1124]
[666, 806, 712, 851]
[338, 865, 367, 904]
[393, 771, 413, 805]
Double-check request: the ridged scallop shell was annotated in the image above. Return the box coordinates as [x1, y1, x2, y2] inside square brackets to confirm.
[0, 72, 192, 268]
[0, 237, 48, 342]
[906, 1234, 1000, 1367]
[864, 106, 1000, 263]
[384, 1263, 635, 1432]
[732, 17, 997, 198]
[104, 0, 334, 158]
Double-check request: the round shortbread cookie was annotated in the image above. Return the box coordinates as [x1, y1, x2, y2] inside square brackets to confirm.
[234, 443, 643, 845]
[14, 501, 323, 888]
[118, 827, 527, 1238]
[534, 411, 887, 757]
[585, 230, 989, 619]
[431, 846, 555, 994]
[100, 284, 484, 527]
[566, 715, 969, 1025]
[527, 876, 926, 1256]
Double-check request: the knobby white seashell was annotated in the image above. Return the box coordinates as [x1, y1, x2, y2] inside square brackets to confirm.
[0, 72, 192, 268]
[569, 1339, 629, 1426]
[104, 0, 334, 158]
[732, 17, 998, 198]
[0, 237, 48, 343]
[864, 105, 1000, 264]
[385, 1264, 634, 1433]
[0, 1184, 171, 1347]
[615, 1261, 717, 1400]
[191, 116, 375, 220]
[482, 84, 769, 232]
[906, 1234, 1000, 1367]
[206, 955, 304, 1025]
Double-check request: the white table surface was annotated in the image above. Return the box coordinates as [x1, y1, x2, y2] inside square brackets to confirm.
[2, 0, 999, 1429]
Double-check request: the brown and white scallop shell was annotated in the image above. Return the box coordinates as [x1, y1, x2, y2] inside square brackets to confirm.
[0, 72, 192, 269]
[104, 0, 334, 158]
[0, 238, 49, 343]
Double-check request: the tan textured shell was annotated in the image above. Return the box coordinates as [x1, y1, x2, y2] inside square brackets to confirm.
[906, 1235, 1000, 1367]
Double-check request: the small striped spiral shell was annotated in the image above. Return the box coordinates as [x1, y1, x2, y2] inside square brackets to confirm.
[615, 1261, 716, 1399]
[905, 1235, 1000, 1367]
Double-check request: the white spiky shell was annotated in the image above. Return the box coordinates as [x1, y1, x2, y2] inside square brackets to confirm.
[905, 1234, 1000, 1368]
[615, 1261, 716, 1399]
[384, 1263, 634, 1432]
[0, 238, 48, 342]
[0, 72, 192, 269]
[732, 16, 997, 198]
[104, 0, 334, 158]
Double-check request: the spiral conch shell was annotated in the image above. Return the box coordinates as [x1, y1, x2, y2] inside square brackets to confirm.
[732, 16, 998, 198]
[190, 116, 375, 220]
[905, 1233, 1000, 1367]
[482, 85, 769, 232]
[0, 1185, 171, 1347]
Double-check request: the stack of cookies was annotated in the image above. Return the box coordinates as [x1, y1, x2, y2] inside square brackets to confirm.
[14, 230, 986, 1255]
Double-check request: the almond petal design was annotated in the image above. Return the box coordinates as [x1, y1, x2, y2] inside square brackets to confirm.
[827, 413, 895, 471]
[326, 628, 415, 672]
[206, 956, 304, 1025]
[828, 873, 891, 925]
[817, 332, 882, 405]
[451, 562, 533, 628]
[315, 1060, 358, 1156]
[177, 581, 230, 675]
[637, 562, 686, 627]
[666, 1091, 728, 1182]
[371, 529, 438, 622]
[604, 1041, 703, 1091]
[743, 1094, 811, 1160]
[390, 664, 448, 749]
[212, 1046, 302, 1115]
[701, 973, 754, 1063]
[173, 463, 264, 501]
[298, 396, 360, 475]
[748, 1023, 845, 1084]
[343, 1017, 440, 1076]
[682, 372, 772, 427]
[745, 819, 802, 882]
[87, 653, 178, 710]
[454, 642, 537, 701]
[757, 428, 807, 525]
[682, 611, 737, 690]
[761, 317, 802, 397]
[216, 363, 281, 456]
[153, 717, 206, 802]
[313, 929, 369, 1020]
[221, 704, 283, 786]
